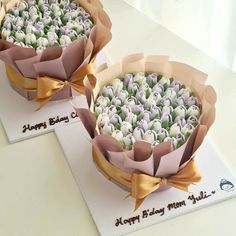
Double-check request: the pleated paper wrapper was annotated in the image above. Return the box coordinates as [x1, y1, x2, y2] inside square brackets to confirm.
[76, 53, 216, 193]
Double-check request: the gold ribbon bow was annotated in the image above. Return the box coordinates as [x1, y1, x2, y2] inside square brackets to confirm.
[36, 62, 96, 110]
[92, 146, 201, 211]
[5, 60, 96, 110]
[130, 160, 202, 210]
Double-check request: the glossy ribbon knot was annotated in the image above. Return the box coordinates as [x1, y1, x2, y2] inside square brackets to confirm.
[130, 160, 202, 210]
[36, 63, 96, 110]
[92, 146, 202, 211]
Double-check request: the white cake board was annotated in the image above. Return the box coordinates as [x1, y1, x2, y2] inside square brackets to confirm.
[0, 50, 108, 143]
[55, 122, 236, 236]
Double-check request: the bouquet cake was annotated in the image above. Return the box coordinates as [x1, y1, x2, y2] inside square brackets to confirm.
[0, 0, 111, 108]
[76, 54, 216, 209]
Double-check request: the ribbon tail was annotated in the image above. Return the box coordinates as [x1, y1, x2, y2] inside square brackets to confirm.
[134, 198, 145, 211]
[35, 96, 53, 111]
[71, 84, 86, 95]
[124, 193, 131, 200]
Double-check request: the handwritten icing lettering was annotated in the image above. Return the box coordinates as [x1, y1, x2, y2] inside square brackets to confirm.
[49, 115, 69, 126]
[142, 207, 165, 218]
[114, 190, 216, 228]
[21, 111, 80, 134]
[188, 191, 213, 204]
[71, 111, 78, 119]
[22, 122, 47, 133]
[115, 215, 140, 227]
[167, 200, 186, 211]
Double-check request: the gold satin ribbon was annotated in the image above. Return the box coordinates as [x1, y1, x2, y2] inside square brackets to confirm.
[5, 59, 96, 110]
[92, 146, 201, 210]
[6, 65, 37, 91]
[36, 62, 96, 110]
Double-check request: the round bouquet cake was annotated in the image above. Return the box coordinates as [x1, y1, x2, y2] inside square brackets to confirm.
[0, 0, 111, 106]
[76, 54, 216, 209]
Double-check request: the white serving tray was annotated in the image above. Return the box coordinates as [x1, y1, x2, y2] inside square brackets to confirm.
[55, 122, 236, 236]
[0, 51, 108, 143]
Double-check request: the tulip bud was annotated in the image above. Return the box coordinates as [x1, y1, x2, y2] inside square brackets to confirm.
[159, 76, 170, 86]
[162, 105, 173, 115]
[170, 123, 181, 137]
[174, 116, 187, 127]
[181, 123, 194, 136]
[144, 98, 156, 109]
[187, 105, 200, 117]
[111, 78, 123, 94]
[59, 35, 71, 47]
[116, 90, 129, 102]
[143, 130, 157, 144]
[175, 105, 186, 117]
[125, 96, 137, 109]
[94, 105, 105, 115]
[121, 105, 132, 115]
[110, 114, 122, 125]
[25, 33, 36, 45]
[96, 96, 110, 107]
[123, 134, 135, 150]
[137, 119, 149, 132]
[102, 123, 115, 135]
[132, 104, 144, 114]
[102, 85, 114, 98]
[125, 113, 137, 126]
[120, 121, 133, 136]
[153, 83, 164, 93]
[147, 73, 158, 86]
[141, 110, 151, 123]
[15, 30, 25, 41]
[1, 28, 11, 39]
[128, 82, 139, 95]
[187, 115, 198, 126]
[148, 119, 162, 132]
[133, 127, 144, 141]
[157, 128, 169, 141]
[37, 37, 49, 47]
[124, 73, 133, 86]
[111, 97, 122, 107]
[107, 105, 117, 118]
[97, 113, 110, 127]
[134, 72, 146, 84]
[111, 130, 123, 142]
[150, 104, 161, 119]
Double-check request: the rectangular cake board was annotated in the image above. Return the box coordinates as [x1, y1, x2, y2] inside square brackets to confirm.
[55, 122, 236, 236]
[0, 50, 108, 143]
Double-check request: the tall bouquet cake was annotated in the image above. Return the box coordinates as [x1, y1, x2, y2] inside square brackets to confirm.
[0, 0, 111, 108]
[76, 54, 216, 209]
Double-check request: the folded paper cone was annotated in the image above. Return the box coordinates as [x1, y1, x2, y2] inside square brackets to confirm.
[75, 53, 216, 209]
[0, 0, 112, 103]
